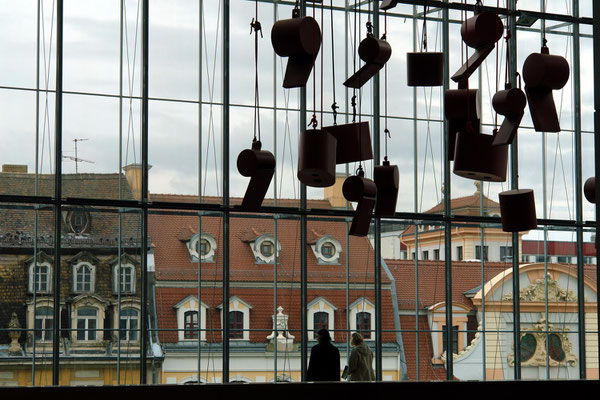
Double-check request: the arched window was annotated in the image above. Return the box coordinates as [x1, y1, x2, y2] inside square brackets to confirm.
[115, 264, 135, 294]
[313, 311, 329, 334]
[34, 307, 54, 341]
[119, 308, 139, 341]
[76, 307, 98, 341]
[356, 312, 371, 339]
[74, 263, 94, 293]
[184, 310, 199, 339]
[229, 311, 244, 339]
[33, 264, 50, 293]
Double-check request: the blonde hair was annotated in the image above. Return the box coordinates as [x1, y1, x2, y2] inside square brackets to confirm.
[351, 332, 364, 346]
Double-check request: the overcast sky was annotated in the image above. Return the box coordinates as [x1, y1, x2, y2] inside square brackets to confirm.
[0, 0, 596, 240]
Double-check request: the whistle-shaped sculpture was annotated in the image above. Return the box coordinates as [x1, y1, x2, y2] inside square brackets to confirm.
[407, 52, 444, 87]
[322, 121, 373, 164]
[453, 131, 508, 182]
[374, 160, 399, 217]
[297, 129, 337, 187]
[498, 189, 537, 232]
[452, 11, 504, 83]
[271, 14, 321, 88]
[343, 170, 377, 236]
[444, 88, 481, 161]
[492, 85, 527, 146]
[522, 46, 570, 132]
[344, 35, 392, 89]
[237, 140, 275, 211]
[584, 177, 595, 204]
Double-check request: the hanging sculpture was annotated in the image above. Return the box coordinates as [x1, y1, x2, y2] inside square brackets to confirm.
[297, 127, 337, 187]
[271, 7, 321, 88]
[453, 130, 507, 182]
[344, 22, 391, 89]
[492, 83, 527, 146]
[498, 189, 537, 232]
[522, 43, 570, 132]
[406, 0, 444, 87]
[374, 159, 399, 216]
[584, 177, 595, 204]
[444, 88, 480, 161]
[324, 121, 373, 164]
[238, 10, 275, 211]
[343, 168, 377, 236]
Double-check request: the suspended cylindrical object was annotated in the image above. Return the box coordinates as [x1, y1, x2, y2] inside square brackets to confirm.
[237, 140, 276, 211]
[453, 131, 508, 182]
[461, 11, 504, 49]
[499, 189, 537, 232]
[322, 121, 373, 164]
[584, 176, 595, 204]
[522, 46, 570, 132]
[492, 86, 527, 146]
[271, 15, 321, 88]
[406, 52, 444, 87]
[445, 88, 480, 161]
[374, 160, 399, 217]
[344, 35, 392, 89]
[342, 173, 377, 237]
[297, 129, 336, 187]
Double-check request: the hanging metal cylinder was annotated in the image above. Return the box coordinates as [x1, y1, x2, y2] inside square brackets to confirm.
[237, 140, 275, 211]
[406, 52, 444, 86]
[492, 86, 527, 146]
[444, 88, 480, 161]
[342, 172, 377, 236]
[374, 160, 399, 217]
[453, 131, 508, 182]
[297, 129, 337, 187]
[499, 189, 537, 232]
[344, 35, 392, 89]
[584, 177, 596, 204]
[271, 15, 321, 88]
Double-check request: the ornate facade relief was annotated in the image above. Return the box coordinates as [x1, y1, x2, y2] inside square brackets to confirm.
[502, 273, 577, 302]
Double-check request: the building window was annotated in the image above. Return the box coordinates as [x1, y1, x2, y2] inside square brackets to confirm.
[456, 246, 463, 261]
[32, 265, 50, 293]
[34, 307, 53, 341]
[229, 311, 244, 339]
[412, 251, 416, 260]
[76, 307, 98, 341]
[321, 242, 335, 258]
[520, 333, 536, 362]
[115, 265, 135, 294]
[184, 310, 198, 339]
[556, 256, 571, 264]
[500, 246, 513, 261]
[260, 241, 274, 258]
[313, 311, 328, 335]
[442, 325, 459, 355]
[68, 210, 90, 234]
[74, 263, 94, 293]
[356, 312, 371, 339]
[422, 250, 429, 260]
[433, 249, 440, 260]
[119, 308, 139, 341]
[475, 245, 488, 261]
[198, 239, 210, 257]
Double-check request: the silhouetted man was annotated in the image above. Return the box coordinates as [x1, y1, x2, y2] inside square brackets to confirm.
[306, 329, 340, 381]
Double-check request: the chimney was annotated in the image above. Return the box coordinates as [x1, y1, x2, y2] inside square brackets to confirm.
[123, 163, 151, 200]
[324, 172, 349, 208]
[2, 164, 28, 173]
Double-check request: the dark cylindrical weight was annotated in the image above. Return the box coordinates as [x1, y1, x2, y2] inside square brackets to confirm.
[342, 174, 377, 203]
[271, 16, 321, 57]
[407, 52, 444, 87]
[453, 131, 508, 182]
[237, 148, 275, 177]
[461, 12, 504, 49]
[522, 51, 570, 89]
[297, 129, 336, 187]
[499, 189, 537, 232]
[358, 36, 392, 65]
[374, 162, 399, 216]
[492, 87, 527, 116]
[584, 176, 595, 204]
[445, 89, 480, 120]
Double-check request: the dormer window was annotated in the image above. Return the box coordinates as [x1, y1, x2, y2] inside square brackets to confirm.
[188, 233, 217, 262]
[250, 235, 281, 264]
[311, 235, 342, 264]
[260, 241, 274, 257]
[73, 262, 95, 293]
[67, 209, 91, 234]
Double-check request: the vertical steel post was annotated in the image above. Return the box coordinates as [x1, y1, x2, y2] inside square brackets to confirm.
[52, 0, 63, 386]
[592, 0, 600, 369]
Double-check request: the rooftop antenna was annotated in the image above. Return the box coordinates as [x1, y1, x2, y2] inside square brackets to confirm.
[63, 138, 94, 173]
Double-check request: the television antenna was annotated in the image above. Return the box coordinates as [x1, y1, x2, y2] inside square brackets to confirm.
[63, 138, 94, 173]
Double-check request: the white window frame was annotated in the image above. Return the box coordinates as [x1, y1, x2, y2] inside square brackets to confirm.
[71, 295, 105, 345]
[311, 235, 342, 265]
[118, 307, 140, 342]
[218, 296, 252, 341]
[113, 263, 136, 294]
[307, 297, 337, 340]
[175, 295, 208, 342]
[188, 233, 217, 262]
[73, 262, 95, 293]
[28, 262, 52, 294]
[349, 298, 375, 341]
[250, 235, 281, 264]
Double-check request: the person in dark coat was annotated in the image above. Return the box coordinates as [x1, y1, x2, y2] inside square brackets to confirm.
[306, 328, 340, 381]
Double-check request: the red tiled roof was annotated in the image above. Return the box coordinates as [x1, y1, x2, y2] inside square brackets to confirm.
[522, 240, 596, 256]
[399, 315, 448, 381]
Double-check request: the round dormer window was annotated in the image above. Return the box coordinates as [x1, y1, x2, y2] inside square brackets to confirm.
[68, 210, 90, 234]
[197, 238, 211, 257]
[260, 241, 274, 257]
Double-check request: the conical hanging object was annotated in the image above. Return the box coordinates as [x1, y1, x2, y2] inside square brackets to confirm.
[271, 12, 321, 89]
[492, 84, 527, 146]
[584, 177, 595, 204]
[407, 52, 444, 87]
[297, 129, 337, 187]
[321, 121, 373, 165]
[522, 45, 570, 132]
[379, 0, 399, 10]
[499, 189, 537, 232]
[453, 131, 508, 182]
[342, 170, 377, 236]
[452, 10, 504, 83]
[237, 140, 275, 211]
[444, 88, 480, 161]
[374, 160, 399, 217]
[344, 34, 392, 89]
